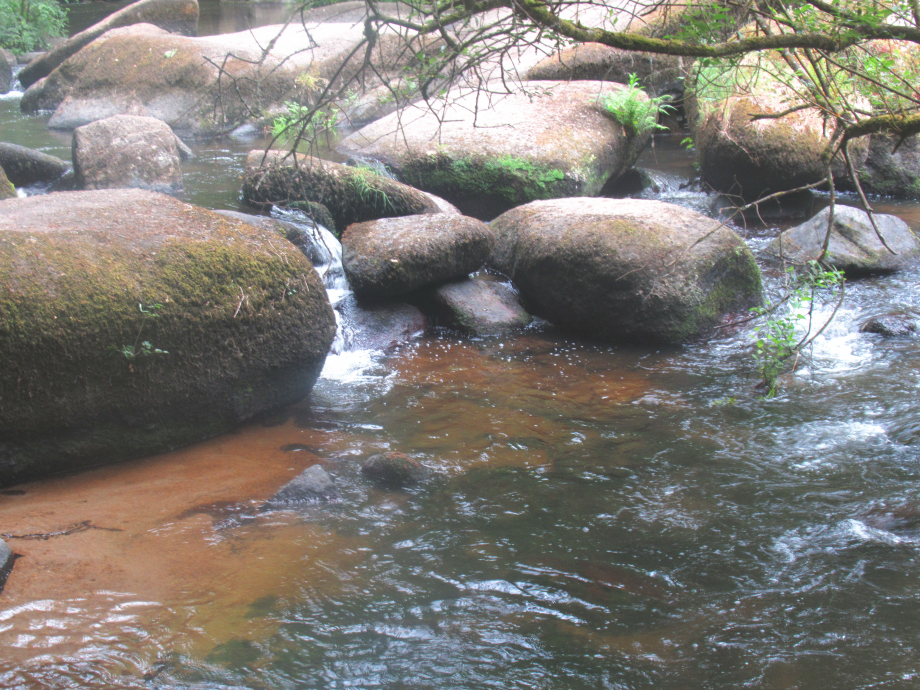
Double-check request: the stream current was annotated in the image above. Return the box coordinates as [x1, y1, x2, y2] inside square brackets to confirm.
[2, 5, 920, 687]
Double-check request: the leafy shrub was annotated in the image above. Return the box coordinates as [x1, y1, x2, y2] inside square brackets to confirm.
[0, 0, 68, 53]
[602, 73, 674, 136]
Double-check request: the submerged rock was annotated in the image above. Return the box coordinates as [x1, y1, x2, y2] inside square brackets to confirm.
[490, 197, 762, 344]
[0, 189, 336, 486]
[362, 452, 428, 489]
[17, 0, 200, 90]
[0, 142, 70, 188]
[860, 313, 918, 337]
[424, 276, 532, 335]
[264, 464, 339, 507]
[338, 80, 650, 220]
[241, 152, 442, 232]
[72, 114, 182, 193]
[766, 206, 920, 275]
[342, 214, 494, 300]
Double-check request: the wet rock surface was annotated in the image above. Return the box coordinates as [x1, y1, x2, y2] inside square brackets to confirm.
[766, 206, 920, 275]
[0, 142, 70, 188]
[422, 276, 532, 335]
[361, 452, 428, 489]
[490, 197, 762, 344]
[264, 465, 339, 507]
[860, 313, 918, 337]
[342, 214, 495, 300]
[72, 114, 183, 193]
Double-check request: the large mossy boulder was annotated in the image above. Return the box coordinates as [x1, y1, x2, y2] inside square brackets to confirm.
[17, 0, 200, 90]
[0, 189, 336, 486]
[73, 114, 183, 193]
[342, 214, 494, 299]
[338, 80, 651, 220]
[766, 205, 920, 275]
[241, 152, 442, 233]
[490, 197, 762, 344]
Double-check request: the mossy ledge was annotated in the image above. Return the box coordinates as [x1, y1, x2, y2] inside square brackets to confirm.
[0, 189, 336, 486]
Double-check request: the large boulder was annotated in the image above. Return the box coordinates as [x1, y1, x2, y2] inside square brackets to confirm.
[17, 0, 200, 90]
[342, 214, 494, 299]
[490, 197, 762, 344]
[338, 80, 651, 220]
[73, 114, 182, 193]
[766, 205, 920, 275]
[241, 152, 442, 232]
[851, 134, 920, 198]
[20, 4, 431, 137]
[0, 142, 70, 187]
[0, 189, 336, 486]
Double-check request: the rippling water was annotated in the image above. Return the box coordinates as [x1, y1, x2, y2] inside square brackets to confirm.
[3, 6, 920, 688]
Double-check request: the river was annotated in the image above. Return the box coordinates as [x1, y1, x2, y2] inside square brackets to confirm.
[1, 4, 920, 688]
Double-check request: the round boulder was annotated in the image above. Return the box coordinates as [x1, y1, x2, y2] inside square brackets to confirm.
[490, 197, 762, 344]
[0, 189, 336, 486]
[73, 114, 182, 193]
[342, 214, 494, 300]
[766, 205, 920, 275]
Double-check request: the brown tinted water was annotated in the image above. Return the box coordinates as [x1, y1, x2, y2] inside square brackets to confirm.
[4, 7, 920, 687]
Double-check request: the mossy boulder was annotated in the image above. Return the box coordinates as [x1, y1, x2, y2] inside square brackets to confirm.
[766, 205, 920, 275]
[0, 142, 70, 188]
[689, 57, 868, 200]
[73, 114, 183, 193]
[241, 152, 442, 234]
[849, 133, 920, 198]
[0, 189, 336, 486]
[0, 166, 15, 200]
[17, 0, 200, 90]
[490, 197, 762, 344]
[342, 214, 494, 299]
[338, 80, 651, 220]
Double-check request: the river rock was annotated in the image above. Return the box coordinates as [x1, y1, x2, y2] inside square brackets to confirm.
[0, 48, 13, 94]
[0, 189, 336, 486]
[263, 464, 339, 507]
[526, 42, 684, 97]
[0, 142, 70, 187]
[860, 313, 918, 337]
[490, 197, 762, 344]
[851, 134, 920, 198]
[0, 538, 11, 592]
[766, 206, 920, 275]
[342, 214, 495, 300]
[0, 166, 15, 200]
[73, 114, 182, 193]
[17, 0, 200, 90]
[338, 80, 651, 220]
[335, 294, 426, 352]
[424, 276, 532, 335]
[362, 452, 428, 489]
[241, 152, 442, 233]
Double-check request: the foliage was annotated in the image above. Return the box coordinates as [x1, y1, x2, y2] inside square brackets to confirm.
[750, 260, 844, 396]
[271, 100, 340, 147]
[113, 303, 168, 361]
[0, 0, 67, 53]
[602, 73, 674, 135]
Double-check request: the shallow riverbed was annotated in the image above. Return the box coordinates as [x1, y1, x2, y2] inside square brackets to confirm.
[3, 5, 920, 687]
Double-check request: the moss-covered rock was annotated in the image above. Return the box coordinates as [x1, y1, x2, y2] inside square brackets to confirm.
[338, 81, 650, 220]
[848, 133, 920, 199]
[0, 166, 15, 200]
[0, 189, 336, 486]
[342, 214, 494, 300]
[17, 0, 200, 90]
[490, 197, 762, 344]
[241, 151, 443, 234]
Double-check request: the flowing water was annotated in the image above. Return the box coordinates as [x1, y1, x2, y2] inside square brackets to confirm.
[3, 6, 920, 688]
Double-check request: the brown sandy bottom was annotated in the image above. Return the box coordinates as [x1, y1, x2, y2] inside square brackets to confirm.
[0, 334, 653, 686]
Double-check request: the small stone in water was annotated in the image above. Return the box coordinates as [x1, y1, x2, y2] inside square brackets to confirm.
[362, 452, 428, 489]
[264, 464, 339, 508]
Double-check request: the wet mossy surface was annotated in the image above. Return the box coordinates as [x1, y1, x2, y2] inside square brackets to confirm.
[0, 190, 336, 486]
